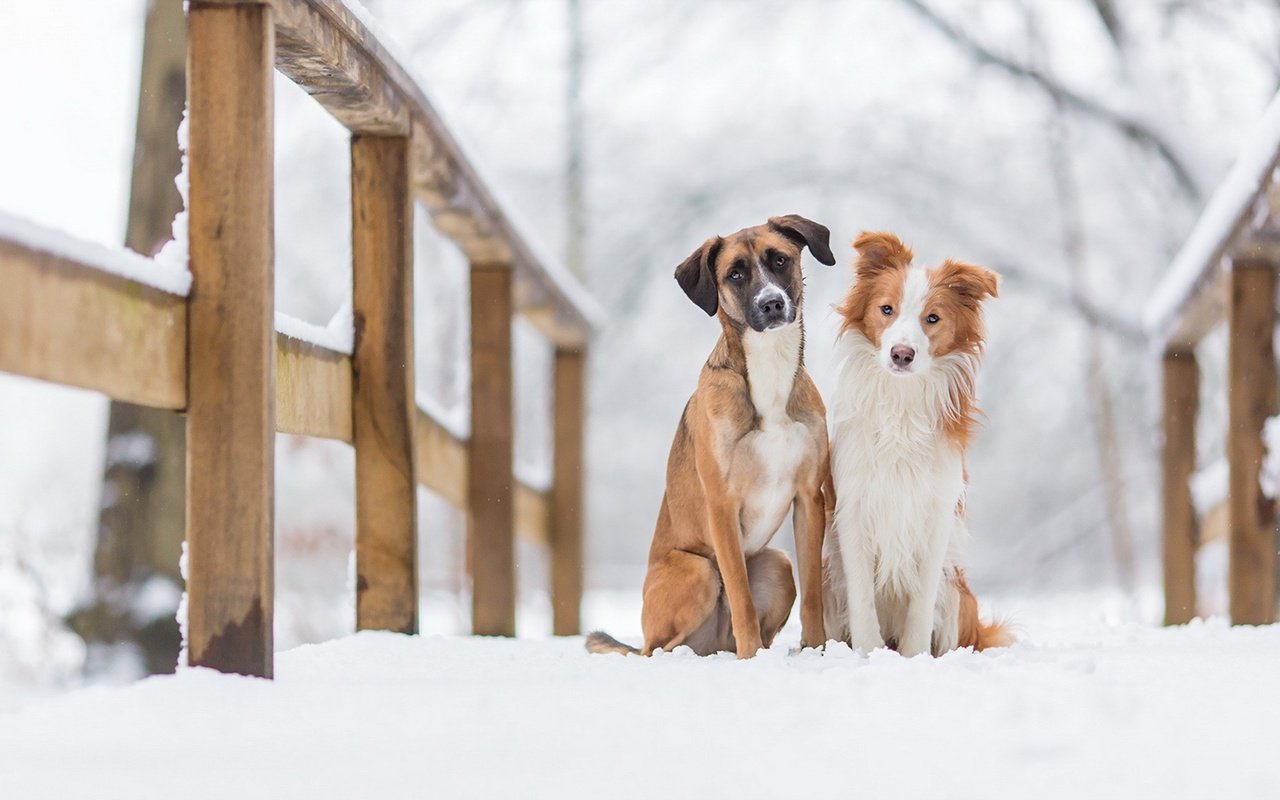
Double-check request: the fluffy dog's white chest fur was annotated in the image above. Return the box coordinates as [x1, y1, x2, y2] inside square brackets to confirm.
[829, 337, 967, 591]
[738, 324, 807, 555]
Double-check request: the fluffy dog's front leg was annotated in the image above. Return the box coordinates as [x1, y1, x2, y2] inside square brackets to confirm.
[899, 527, 950, 657]
[837, 508, 883, 654]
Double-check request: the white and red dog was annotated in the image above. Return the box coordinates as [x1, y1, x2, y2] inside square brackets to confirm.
[824, 231, 1011, 657]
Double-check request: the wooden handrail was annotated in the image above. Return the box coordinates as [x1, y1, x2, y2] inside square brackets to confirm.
[2, 0, 593, 677]
[1144, 90, 1280, 349]
[0, 230, 556, 547]
[1152, 91, 1280, 628]
[262, 0, 602, 347]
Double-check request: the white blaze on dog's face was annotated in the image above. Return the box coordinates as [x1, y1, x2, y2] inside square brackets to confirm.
[673, 215, 836, 332]
[837, 231, 999, 376]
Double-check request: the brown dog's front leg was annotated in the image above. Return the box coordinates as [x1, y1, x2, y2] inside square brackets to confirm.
[705, 499, 762, 658]
[793, 487, 827, 649]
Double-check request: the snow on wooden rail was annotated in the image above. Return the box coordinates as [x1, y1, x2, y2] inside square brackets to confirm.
[1144, 90, 1280, 349]
[2, 0, 590, 680]
[0, 227, 554, 543]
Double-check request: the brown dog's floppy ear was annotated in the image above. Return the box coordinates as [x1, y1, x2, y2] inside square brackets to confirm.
[769, 215, 836, 266]
[852, 231, 914, 278]
[934, 259, 1000, 306]
[674, 236, 722, 317]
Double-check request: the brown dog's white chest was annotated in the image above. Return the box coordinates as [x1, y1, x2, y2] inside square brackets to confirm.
[729, 323, 817, 554]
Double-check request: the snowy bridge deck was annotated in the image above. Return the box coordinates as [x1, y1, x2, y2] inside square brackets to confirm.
[2, 595, 1277, 799]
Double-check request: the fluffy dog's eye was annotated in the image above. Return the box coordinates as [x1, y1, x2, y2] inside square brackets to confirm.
[774, 255, 788, 268]
[729, 269, 744, 282]
[880, 305, 894, 316]
[926, 313, 940, 324]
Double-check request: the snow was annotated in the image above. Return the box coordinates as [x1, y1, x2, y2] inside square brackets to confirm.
[127, 575, 182, 627]
[274, 304, 355, 355]
[1200, 415, 1280, 513]
[152, 107, 189, 279]
[0, 591, 1277, 799]
[1261, 415, 1280, 499]
[1144, 89, 1280, 338]
[417, 390, 470, 441]
[0, 208, 191, 296]
[1189, 457, 1228, 517]
[104, 431, 156, 470]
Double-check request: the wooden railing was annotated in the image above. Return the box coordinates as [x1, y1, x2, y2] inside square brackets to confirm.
[1145, 91, 1280, 627]
[0, 0, 600, 678]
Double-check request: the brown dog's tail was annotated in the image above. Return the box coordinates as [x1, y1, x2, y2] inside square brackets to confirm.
[955, 570, 1014, 651]
[585, 630, 641, 655]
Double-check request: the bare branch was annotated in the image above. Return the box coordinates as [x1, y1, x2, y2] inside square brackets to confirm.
[897, 0, 1201, 201]
[1090, 0, 1124, 48]
[989, 261, 1146, 343]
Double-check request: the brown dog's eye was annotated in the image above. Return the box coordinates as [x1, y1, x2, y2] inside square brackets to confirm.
[773, 255, 787, 269]
[926, 313, 939, 324]
[729, 269, 744, 282]
[880, 305, 894, 316]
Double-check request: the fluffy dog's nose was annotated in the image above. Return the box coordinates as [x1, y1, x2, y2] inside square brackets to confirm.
[759, 297, 786, 316]
[890, 345, 915, 367]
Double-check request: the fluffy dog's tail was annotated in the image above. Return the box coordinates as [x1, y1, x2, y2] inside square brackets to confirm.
[585, 630, 641, 655]
[955, 570, 1014, 651]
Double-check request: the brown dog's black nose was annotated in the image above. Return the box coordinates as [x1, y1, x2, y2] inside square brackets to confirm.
[890, 345, 915, 367]
[759, 297, 786, 316]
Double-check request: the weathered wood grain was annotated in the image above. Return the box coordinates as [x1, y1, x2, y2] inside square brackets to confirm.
[1226, 260, 1278, 625]
[0, 241, 186, 408]
[275, 333, 352, 442]
[271, 0, 409, 134]
[550, 348, 586, 635]
[185, 1, 277, 677]
[468, 263, 516, 636]
[1161, 350, 1198, 625]
[352, 134, 418, 634]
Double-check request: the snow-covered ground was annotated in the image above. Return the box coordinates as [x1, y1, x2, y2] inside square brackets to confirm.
[1, 590, 1277, 799]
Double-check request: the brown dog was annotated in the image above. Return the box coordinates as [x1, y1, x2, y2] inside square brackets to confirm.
[587, 215, 835, 658]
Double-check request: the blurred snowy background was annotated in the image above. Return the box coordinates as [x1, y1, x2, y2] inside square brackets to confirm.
[1, 0, 1277, 701]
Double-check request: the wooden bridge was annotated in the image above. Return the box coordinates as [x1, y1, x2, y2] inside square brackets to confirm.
[0, 0, 600, 677]
[1148, 91, 1280, 627]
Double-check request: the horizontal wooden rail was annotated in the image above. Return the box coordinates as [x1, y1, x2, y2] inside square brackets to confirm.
[276, 333, 353, 441]
[0, 236, 552, 546]
[0, 226, 187, 409]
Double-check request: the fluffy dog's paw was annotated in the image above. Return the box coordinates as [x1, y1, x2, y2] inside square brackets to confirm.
[850, 633, 886, 655]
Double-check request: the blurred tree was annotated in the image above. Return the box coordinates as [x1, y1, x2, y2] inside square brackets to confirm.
[566, 0, 587, 279]
[67, 0, 186, 675]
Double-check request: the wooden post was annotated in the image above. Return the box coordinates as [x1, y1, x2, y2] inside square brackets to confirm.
[1227, 258, 1278, 626]
[469, 263, 515, 636]
[185, 0, 276, 677]
[1161, 349, 1198, 625]
[551, 347, 586, 635]
[352, 135, 418, 633]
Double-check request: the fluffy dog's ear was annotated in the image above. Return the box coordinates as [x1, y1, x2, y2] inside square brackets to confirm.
[934, 259, 1000, 306]
[674, 236, 722, 317]
[769, 215, 836, 266]
[852, 231, 913, 278]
